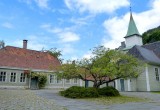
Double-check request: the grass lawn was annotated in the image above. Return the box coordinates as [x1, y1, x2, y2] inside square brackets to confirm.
[151, 91, 160, 94]
[82, 95, 147, 105]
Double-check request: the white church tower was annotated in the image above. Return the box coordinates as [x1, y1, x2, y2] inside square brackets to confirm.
[124, 10, 142, 48]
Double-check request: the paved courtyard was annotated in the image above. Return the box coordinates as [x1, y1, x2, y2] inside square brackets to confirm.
[1, 89, 160, 110]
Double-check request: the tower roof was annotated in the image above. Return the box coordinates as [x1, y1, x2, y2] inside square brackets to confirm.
[125, 12, 141, 38]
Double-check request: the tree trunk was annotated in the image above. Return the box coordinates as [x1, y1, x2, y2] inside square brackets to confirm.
[93, 81, 100, 88]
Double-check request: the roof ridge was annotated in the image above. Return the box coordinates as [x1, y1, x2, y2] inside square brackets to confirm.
[5, 46, 46, 53]
[143, 41, 160, 46]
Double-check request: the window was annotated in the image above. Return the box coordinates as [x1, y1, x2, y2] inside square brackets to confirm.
[50, 74, 55, 83]
[56, 78, 62, 84]
[65, 79, 71, 84]
[155, 68, 159, 81]
[10, 72, 16, 82]
[0, 71, 6, 82]
[73, 78, 78, 84]
[50, 74, 62, 84]
[20, 73, 25, 82]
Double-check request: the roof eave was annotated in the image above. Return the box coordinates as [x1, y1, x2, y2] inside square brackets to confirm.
[124, 34, 141, 38]
[0, 66, 56, 73]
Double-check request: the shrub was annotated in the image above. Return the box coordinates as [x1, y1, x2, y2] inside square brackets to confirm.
[60, 86, 99, 98]
[98, 86, 120, 96]
[38, 74, 47, 88]
[83, 87, 99, 98]
[31, 72, 47, 89]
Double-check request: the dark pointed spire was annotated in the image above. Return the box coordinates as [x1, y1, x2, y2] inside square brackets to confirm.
[125, 1, 140, 38]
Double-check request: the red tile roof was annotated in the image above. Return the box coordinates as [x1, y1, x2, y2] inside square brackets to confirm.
[0, 46, 61, 71]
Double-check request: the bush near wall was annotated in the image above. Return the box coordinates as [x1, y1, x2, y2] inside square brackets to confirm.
[60, 86, 99, 98]
[98, 86, 120, 96]
[60, 86, 120, 98]
[31, 72, 47, 89]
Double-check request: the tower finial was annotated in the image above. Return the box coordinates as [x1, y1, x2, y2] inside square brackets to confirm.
[130, 0, 132, 14]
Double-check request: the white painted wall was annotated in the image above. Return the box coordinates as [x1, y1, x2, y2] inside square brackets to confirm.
[145, 64, 150, 91]
[127, 79, 131, 91]
[125, 35, 142, 47]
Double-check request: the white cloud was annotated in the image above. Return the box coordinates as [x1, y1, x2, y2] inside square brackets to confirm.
[41, 24, 62, 33]
[61, 44, 75, 55]
[2, 22, 14, 29]
[82, 52, 92, 59]
[59, 32, 80, 43]
[70, 15, 95, 26]
[102, 0, 160, 49]
[34, 0, 49, 9]
[7, 35, 49, 51]
[64, 0, 129, 14]
[41, 24, 80, 43]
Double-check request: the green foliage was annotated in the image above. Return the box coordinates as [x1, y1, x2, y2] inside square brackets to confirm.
[60, 86, 99, 98]
[60, 86, 120, 98]
[0, 40, 5, 49]
[58, 61, 78, 79]
[31, 72, 47, 88]
[47, 48, 62, 63]
[58, 46, 143, 88]
[98, 86, 120, 96]
[47, 48, 61, 58]
[142, 26, 160, 44]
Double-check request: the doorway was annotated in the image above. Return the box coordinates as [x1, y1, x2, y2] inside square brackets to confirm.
[30, 77, 38, 90]
[120, 79, 125, 91]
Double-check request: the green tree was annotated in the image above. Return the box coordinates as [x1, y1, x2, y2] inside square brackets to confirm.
[47, 48, 62, 63]
[57, 46, 143, 88]
[142, 26, 160, 44]
[0, 40, 5, 49]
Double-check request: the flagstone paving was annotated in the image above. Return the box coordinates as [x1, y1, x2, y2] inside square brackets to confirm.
[1, 89, 160, 110]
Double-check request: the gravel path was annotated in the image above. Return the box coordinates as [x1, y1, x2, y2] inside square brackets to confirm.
[1, 89, 160, 110]
[34, 90, 108, 110]
[35, 90, 160, 110]
[0, 89, 65, 110]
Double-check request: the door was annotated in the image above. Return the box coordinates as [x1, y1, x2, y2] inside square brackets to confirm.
[120, 79, 125, 91]
[30, 77, 38, 90]
[85, 80, 89, 88]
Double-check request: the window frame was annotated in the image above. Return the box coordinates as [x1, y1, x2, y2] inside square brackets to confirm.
[49, 74, 62, 84]
[0, 71, 6, 82]
[19, 73, 26, 83]
[65, 79, 71, 84]
[56, 77, 62, 84]
[73, 78, 78, 84]
[50, 74, 55, 84]
[10, 72, 16, 83]
[155, 68, 159, 81]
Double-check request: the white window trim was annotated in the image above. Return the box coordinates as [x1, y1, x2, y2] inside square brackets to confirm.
[155, 67, 159, 81]
[0, 71, 7, 82]
[19, 73, 26, 83]
[65, 79, 71, 84]
[9, 72, 17, 83]
[49, 74, 55, 84]
[72, 78, 78, 84]
[49, 74, 62, 84]
[56, 76, 62, 84]
[5, 72, 7, 82]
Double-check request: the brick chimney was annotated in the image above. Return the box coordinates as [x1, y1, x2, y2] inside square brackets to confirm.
[23, 40, 28, 49]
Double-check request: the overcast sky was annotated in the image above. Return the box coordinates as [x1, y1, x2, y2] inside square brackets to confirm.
[0, 0, 160, 60]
